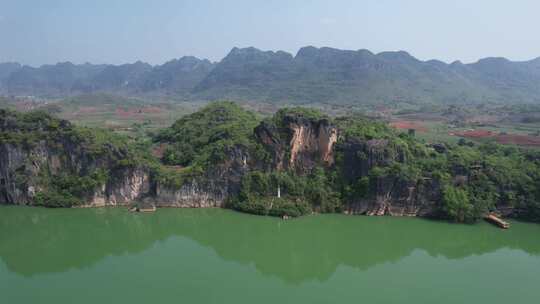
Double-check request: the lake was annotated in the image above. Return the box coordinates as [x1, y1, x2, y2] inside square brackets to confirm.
[1, 206, 539, 303]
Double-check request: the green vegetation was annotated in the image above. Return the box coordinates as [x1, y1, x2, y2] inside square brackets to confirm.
[229, 168, 340, 217]
[329, 112, 540, 223]
[4, 46, 540, 107]
[155, 101, 265, 168]
[1, 109, 156, 207]
[335, 115, 396, 140]
[389, 103, 540, 147]
[58, 94, 204, 134]
[271, 107, 328, 125]
[3, 94, 207, 137]
[429, 143, 540, 222]
[4, 102, 540, 223]
[34, 170, 109, 207]
[441, 186, 473, 223]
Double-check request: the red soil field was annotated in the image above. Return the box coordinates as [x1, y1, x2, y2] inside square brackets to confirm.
[496, 134, 540, 146]
[389, 121, 428, 132]
[115, 108, 137, 118]
[76, 106, 99, 114]
[116, 106, 163, 117]
[451, 130, 495, 138]
[451, 129, 540, 146]
[140, 106, 162, 114]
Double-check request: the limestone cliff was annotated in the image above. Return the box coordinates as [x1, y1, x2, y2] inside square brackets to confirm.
[0, 109, 152, 207]
[2, 106, 530, 222]
[148, 146, 251, 208]
[0, 139, 250, 208]
[255, 112, 337, 173]
[337, 137, 441, 217]
[0, 141, 151, 207]
[0, 108, 440, 216]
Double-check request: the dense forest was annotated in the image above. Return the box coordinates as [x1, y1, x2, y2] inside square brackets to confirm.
[2, 102, 540, 223]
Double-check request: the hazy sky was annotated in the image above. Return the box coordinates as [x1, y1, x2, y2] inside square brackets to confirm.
[1, 0, 540, 66]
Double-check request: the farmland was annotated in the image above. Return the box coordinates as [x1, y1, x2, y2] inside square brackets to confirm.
[388, 104, 540, 148]
[4, 94, 540, 149]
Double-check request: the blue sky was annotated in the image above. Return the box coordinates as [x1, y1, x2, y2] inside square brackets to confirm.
[1, 0, 539, 66]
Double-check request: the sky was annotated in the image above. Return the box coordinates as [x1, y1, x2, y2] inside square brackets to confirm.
[1, 0, 540, 66]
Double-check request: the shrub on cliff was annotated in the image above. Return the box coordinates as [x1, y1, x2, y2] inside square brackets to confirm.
[30, 170, 110, 207]
[334, 115, 394, 141]
[232, 168, 340, 216]
[229, 196, 311, 218]
[1, 109, 156, 207]
[155, 101, 264, 169]
[441, 185, 474, 222]
[271, 107, 328, 126]
[331, 110, 540, 222]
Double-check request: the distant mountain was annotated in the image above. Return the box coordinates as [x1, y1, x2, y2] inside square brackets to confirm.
[2, 47, 540, 105]
[197, 47, 540, 105]
[0, 57, 213, 97]
[134, 56, 215, 93]
[0, 63, 23, 94]
[193, 47, 296, 100]
[0, 63, 21, 80]
[5, 62, 106, 96]
[88, 61, 152, 91]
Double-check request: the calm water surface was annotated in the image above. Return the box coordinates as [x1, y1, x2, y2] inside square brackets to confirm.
[1, 206, 539, 303]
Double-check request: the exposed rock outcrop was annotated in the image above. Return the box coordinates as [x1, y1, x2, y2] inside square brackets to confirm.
[102, 169, 150, 206]
[339, 138, 405, 180]
[0, 108, 440, 216]
[148, 146, 250, 208]
[2, 106, 521, 221]
[0, 141, 151, 207]
[346, 176, 441, 217]
[338, 137, 440, 217]
[255, 113, 337, 173]
[153, 181, 226, 208]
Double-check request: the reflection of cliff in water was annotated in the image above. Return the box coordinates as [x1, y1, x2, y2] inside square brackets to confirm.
[1, 207, 540, 283]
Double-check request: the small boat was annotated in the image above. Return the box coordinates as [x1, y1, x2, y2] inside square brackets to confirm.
[484, 213, 510, 229]
[129, 205, 156, 213]
[139, 205, 157, 213]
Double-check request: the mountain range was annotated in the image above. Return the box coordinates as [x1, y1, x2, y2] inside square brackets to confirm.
[1, 46, 540, 105]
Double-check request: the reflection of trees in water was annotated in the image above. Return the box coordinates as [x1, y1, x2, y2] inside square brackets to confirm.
[1, 207, 539, 283]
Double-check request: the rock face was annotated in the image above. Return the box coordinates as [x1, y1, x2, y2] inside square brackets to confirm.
[153, 181, 226, 208]
[253, 113, 446, 217]
[149, 146, 251, 208]
[347, 176, 442, 217]
[255, 114, 338, 173]
[0, 105, 253, 208]
[340, 138, 403, 179]
[0, 140, 239, 208]
[0, 140, 249, 208]
[338, 138, 440, 217]
[0, 109, 442, 217]
[0, 143, 37, 204]
[0, 106, 447, 221]
[289, 118, 337, 169]
[102, 169, 151, 206]
[0, 141, 151, 207]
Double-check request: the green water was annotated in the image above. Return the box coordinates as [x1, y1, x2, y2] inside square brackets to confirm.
[1, 207, 539, 303]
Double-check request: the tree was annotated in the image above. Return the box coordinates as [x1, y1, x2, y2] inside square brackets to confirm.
[442, 185, 473, 222]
